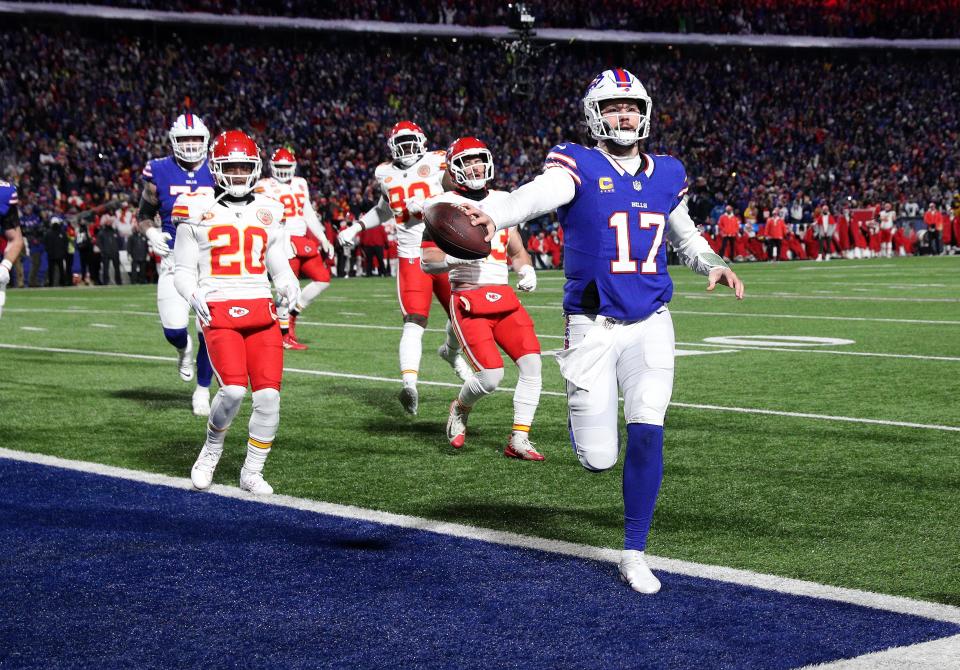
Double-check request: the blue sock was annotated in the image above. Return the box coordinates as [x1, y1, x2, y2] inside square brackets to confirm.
[162, 327, 188, 350]
[623, 423, 664, 551]
[196, 331, 213, 388]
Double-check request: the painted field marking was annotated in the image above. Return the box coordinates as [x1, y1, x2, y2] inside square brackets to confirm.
[1, 342, 958, 433]
[1, 445, 957, 637]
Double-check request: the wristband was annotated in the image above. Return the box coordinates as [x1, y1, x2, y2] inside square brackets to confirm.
[0, 259, 12, 271]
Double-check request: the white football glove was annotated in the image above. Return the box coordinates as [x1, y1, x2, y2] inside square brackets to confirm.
[517, 264, 537, 292]
[337, 222, 363, 249]
[275, 278, 301, 309]
[0, 259, 10, 288]
[189, 286, 212, 327]
[144, 227, 173, 258]
[406, 197, 425, 220]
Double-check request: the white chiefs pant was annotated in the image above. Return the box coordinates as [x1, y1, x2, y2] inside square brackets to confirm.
[560, 309, 675, 472]
[157, 255, 191, 329]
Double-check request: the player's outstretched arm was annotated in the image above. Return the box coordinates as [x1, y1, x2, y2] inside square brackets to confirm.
[707, 266, 744, 299]
[667, 199, 745, 300]
[468, 168, 576, 242]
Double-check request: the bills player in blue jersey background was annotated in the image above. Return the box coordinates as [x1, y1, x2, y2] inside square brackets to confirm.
[137, 113, 216, 416]
[468, 68, 744, 594]
[0, 179, 25, 319]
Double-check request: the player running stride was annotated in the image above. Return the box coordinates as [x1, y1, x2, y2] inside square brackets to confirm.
[466, 69, 745, 594]
[338, 121, 470, 415]
[173, 130, 300, 495]
[418, 137, 543, 460]
[257, 147, 334, 350]
[137, 112, 216, 416]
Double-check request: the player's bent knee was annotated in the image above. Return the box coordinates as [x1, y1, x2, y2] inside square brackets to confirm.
[219, 385, 247, 411]
[476, 367, 504, 395]
[404, 313, 428, 328]
[516, 353, 541, 377]
[250, 387, 281, 437]
[572, 427, 620, 472]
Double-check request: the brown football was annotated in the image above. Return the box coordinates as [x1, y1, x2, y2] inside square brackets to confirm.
[423, 201, 491, 260]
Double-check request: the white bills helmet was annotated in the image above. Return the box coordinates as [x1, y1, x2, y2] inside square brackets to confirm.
[168, 113, 211, 164]
[582, 69, 652, 146]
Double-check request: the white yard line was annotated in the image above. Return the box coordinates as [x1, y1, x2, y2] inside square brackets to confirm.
[1, 342, 958, 433]
[674, 292, 959, 303]
[1, 445, 958, 635]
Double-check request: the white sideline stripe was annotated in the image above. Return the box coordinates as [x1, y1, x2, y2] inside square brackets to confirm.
[9, 306, 960, 327]
[677, 344, 960, 363]
[668, 310, 960, 326]
[674, 292, 960, 304]
[2, 343, 959, 433]
[1, 446, 958, 633]
[799, 634, 960, 669]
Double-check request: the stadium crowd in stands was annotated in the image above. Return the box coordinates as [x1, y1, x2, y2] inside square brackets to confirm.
[1, 20, 958, 283]
[30, 0, 960, 39]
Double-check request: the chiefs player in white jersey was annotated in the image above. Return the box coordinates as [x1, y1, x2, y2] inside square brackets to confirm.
[418, 137, 543, 460]
[338, 121, 470, 415]
[173, 130, 300, 496]
[878, 202, 896, 258]
[257, 147, 334, 350]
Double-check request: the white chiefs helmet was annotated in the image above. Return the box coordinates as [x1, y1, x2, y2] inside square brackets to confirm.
[168, 112, 211, 164]
[582, 68, 652, 146]
[387, 120, 427, 168]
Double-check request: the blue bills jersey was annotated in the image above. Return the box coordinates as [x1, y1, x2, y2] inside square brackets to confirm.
[142, 156, 214, 247]
[544, 144, 688, 321]
[0, 181, 19, 229]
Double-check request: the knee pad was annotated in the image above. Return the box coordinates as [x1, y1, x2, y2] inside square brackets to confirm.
[572, 426, 621, 472]
[249, 387, 280, 440]
[515, 353, 541, 378]
[210, 385, 246, 430]
[475, 367, 504, 395]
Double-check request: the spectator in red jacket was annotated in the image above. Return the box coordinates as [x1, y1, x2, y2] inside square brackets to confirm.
[763, 209, 788, 261]
[717, 205, 741, 261]
[923, 202, 943, 255]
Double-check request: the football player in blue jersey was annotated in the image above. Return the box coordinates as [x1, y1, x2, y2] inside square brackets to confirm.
[137, 113, 217, 416]
[0, 179, 25, 319]
[468, 68, 744, 594]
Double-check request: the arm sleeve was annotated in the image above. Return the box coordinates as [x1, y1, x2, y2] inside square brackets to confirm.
[667, 198, 729, 276]
[482, 168, 576, 231]
[358, 194, 394, 231]
[172, 224, 200, 301]
[265, 231, 298, 286]
[302, 195, 325, 240]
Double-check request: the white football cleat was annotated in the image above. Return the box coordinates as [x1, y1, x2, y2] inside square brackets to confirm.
[192, 386, 211, 417]
[398, 385, 419, 416]
[504, 432, 545, 461]
[618, 550, 661, 594]
[191, 445, 222, 490]
[239, 467, 274, 495]
[177, 336, 195, 382]
[438, 344, 473, 382]
[446, 400, 469, 449]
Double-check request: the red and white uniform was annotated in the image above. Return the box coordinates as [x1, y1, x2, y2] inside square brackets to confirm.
[363, 150, 450, 318]
[172, 191, 295, 391]
[428, 191, 540, 371]
[879, 209, 896, 243]
[257, 176, 330, 282]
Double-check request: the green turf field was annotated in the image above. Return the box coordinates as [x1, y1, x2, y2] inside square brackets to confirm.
[1, 256, 958, 604]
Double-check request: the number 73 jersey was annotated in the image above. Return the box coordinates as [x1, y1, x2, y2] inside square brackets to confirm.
[171, 191, 287, 301]
[547, 144, 689, 321]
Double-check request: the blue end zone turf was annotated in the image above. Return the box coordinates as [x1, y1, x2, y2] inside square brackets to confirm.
[1, 459, 956, 669]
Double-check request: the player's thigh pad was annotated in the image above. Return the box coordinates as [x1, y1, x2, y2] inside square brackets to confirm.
[156, 258, 189, 329]
[299, 254, 330, 282]
[396, 258, 434, 318]
[245, 323, 284, 391]
[565, 314, 620, 471]
[450, 299, 504, 371]
[618, 309, 675, 427]
[494, 305, 541, 362]
[203, 327, 249, 387]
